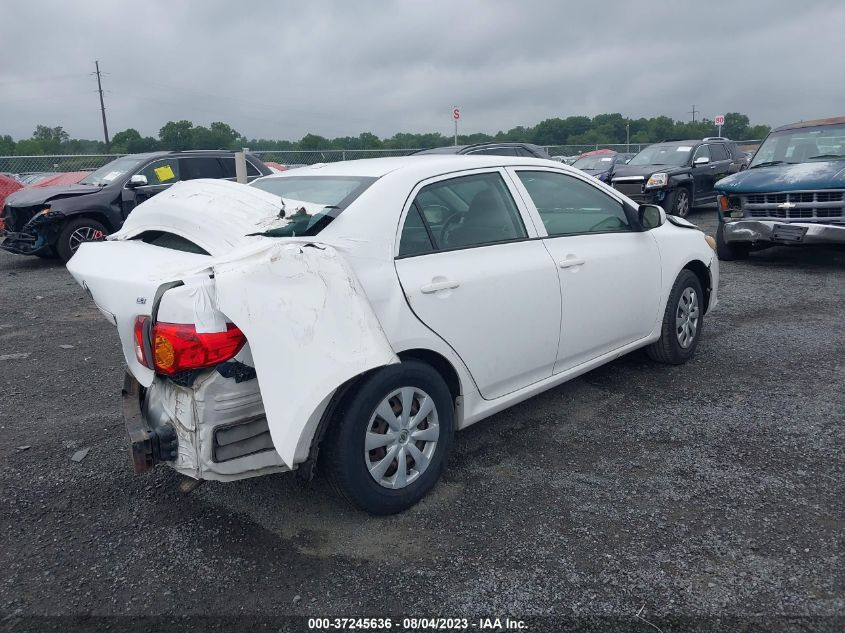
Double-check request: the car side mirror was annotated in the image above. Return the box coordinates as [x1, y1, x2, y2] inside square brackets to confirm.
[694, 156, 710, 166]
[638, 204, 665, 230]
[127, 174, 148, 188]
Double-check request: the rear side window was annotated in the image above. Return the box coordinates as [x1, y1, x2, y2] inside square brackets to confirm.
[218, 157, 261, 178]
[709, 144, 729, 161]
[180, 157, 224, 180]
[400, 172, 527, 254]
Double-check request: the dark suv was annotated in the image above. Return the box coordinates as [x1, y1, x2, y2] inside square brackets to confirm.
[414, 142, 551, 159]
[0, 150, 271, 261]
[610, 139, 746, 216]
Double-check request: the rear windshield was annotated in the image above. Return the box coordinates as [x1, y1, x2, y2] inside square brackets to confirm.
[628, 144, 693, 167]
[250, 175, 376, 237]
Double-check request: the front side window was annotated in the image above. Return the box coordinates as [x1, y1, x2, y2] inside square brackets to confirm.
[406, 172, 527, 252]
[516, 171, 629, 236]
[692, 145, 711, 162]
[137, 159, 181, 185]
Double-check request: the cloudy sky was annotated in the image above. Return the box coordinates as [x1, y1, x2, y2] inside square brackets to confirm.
[1, 0, 842, 142]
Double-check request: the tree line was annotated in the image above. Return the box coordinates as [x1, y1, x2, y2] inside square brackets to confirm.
[0, 113, 771, 156]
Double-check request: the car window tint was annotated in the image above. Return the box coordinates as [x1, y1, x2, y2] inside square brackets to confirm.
[137, 159, 181, 185]
[692, 144, 711, 161]
[515, 147, 536, 157]
[180, 157, 224, 180]
[413, 172, 527, 250]
[516, 170, 629, 236]
[709, 144, 729, 161]
[218, 157, 237, 178]
[218, 157, 260, 178]
[398, 203, 436, 257]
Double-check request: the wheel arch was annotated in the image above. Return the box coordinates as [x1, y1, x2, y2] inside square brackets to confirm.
[682, 259, 712, 313]
[298, 348, 463, 480]
[69, 210, 116, 232]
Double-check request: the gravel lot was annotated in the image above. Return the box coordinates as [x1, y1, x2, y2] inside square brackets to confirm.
[1, 209, 843, 632]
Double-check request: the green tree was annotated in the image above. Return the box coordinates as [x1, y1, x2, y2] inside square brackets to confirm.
[159, 120, 194, 150]
[111, 128, 143, 153]
[0, 134, 14, 155]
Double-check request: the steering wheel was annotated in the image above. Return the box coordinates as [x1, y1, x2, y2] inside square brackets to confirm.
[587, 216, 624, 232]
[439, 212, 465, 247]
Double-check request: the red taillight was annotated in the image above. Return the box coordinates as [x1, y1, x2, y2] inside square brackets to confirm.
[151, 322, 246, 375]
[133, 316, 246, 375]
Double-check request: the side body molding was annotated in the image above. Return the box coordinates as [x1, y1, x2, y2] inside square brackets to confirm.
[212, 242, 399, 468]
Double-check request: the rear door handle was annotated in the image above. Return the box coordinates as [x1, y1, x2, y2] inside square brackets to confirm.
[559, 257, 586, 269]
[420, 279, 460, 293]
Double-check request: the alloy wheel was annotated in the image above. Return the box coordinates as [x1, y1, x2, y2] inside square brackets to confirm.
[69, 226, 105, 253]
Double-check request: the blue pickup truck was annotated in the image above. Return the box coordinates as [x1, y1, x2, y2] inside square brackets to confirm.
[714, 116, 845, 260]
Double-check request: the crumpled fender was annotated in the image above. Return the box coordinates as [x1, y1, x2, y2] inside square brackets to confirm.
[212, 241, 399, 469]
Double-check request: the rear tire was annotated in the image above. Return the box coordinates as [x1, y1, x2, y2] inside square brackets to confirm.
[322, 360, 454, 515]
[55, 217, 107, 262]
[647, 269, 704, 365]
[716, 222, 751, 260]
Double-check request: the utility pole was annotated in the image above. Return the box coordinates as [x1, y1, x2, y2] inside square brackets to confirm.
[688, 104, 699, 123]
[94, 60, 110, 153]
[626, 120, 630, 151]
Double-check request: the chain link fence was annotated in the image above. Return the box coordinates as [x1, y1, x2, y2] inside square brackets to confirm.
[0, 141, 764, 178]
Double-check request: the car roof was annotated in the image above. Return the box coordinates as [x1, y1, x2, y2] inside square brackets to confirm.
[253, 155, 565, 180]
[415, 142, 539, 155]
[772, 116, 845, 132]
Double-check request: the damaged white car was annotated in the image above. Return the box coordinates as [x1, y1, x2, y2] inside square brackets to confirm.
[67, 156, 719, 514]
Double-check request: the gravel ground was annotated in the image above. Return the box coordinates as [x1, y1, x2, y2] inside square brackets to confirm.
[1, 209, 843, 632]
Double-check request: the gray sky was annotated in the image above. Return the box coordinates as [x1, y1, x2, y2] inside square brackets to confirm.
[1, 0, 843, 142]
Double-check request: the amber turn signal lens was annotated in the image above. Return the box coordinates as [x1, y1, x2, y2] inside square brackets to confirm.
[704, 235, 716, 250]
[154, 334, 177, 370]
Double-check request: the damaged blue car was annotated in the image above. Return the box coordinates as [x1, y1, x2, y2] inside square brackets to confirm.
[714, 116, 845, 259]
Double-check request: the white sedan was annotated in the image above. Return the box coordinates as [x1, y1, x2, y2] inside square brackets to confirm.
[67, 155, 719, 514]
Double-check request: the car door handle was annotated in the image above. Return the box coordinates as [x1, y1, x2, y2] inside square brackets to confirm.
[420, 280, 460, 293]
[559, 257, 586, 269]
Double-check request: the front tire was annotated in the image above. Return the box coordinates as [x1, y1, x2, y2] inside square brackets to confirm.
[56, 217, 107, 263]
[663, 187, 691, 217]
[647, 269, 704, 365]
[716, 222, 751, 260]
[322, 360, 454, 515]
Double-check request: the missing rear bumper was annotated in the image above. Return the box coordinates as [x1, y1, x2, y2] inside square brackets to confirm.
[121, 371, 177, 473]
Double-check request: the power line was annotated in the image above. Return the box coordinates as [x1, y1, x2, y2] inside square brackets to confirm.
[688, 104, 699, 123]
[93, 61, 110, 153]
